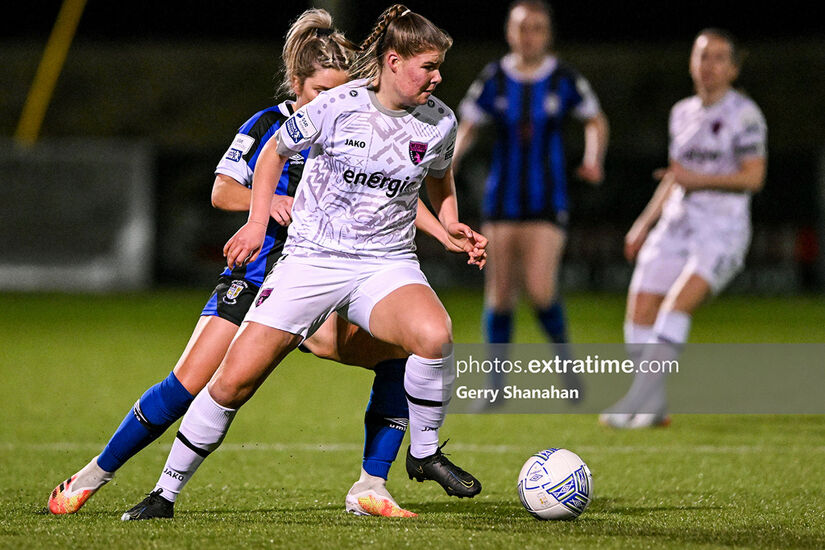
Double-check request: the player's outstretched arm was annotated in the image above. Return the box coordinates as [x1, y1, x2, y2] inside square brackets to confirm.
[224, 138, 288, 268]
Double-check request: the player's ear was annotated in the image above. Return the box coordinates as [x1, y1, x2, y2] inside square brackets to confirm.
[385, 50, 401, 74]
[291, 75, 302, 97]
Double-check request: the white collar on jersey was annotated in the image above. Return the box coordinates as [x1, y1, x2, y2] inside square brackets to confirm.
[500, 53, 558, 83]
[278, 101, 296, 117]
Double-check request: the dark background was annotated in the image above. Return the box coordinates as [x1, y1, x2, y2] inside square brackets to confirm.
[5, 1, 825, 43]
[2, 1, 824, 291]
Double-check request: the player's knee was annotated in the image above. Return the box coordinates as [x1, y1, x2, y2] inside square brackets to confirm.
[410, 315, 453, 359]
[302, 335, 339, 362]
[208, 373, 254, 409]
[629, 293, 662, 325]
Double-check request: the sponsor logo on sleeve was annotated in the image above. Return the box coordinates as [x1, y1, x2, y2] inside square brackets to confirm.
[284, 112, 317, 144]
[225, 134, 255, 162]
[285, 117, 303, 143]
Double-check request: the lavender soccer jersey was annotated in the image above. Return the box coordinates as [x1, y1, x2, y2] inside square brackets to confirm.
[662, 89, 767, 226]
[275, 79, 456, 258]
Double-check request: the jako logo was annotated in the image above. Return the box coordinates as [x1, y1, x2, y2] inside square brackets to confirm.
[345, 138, 366, 148]
[343, 169, 414, 198]
[163, 468, 185, 481]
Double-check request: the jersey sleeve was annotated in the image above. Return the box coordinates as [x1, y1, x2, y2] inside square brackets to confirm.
[275, 94, 335, 157]
[733, 102, 767, 161]
[428, 118, 457, 178]
[458, 62, 499, 125]
[570, 72, 602, 121]
[215, 108, 285, 187]
[215, 132, 257, 187]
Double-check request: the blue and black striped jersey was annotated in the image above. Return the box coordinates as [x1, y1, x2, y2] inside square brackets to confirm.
[459, 55, 601, 224]
[214, 101, 307, 284]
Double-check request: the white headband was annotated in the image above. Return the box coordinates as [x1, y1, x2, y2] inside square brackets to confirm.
[401, 9, 411, 16]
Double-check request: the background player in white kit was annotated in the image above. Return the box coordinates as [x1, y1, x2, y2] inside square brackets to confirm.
[601, 28, 767, 428]
[148, 4, 486, 513]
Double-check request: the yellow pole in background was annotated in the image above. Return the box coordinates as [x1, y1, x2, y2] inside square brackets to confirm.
[13, 0, 87, 147]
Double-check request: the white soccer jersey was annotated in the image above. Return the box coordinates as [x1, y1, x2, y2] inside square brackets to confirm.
[275, 79, 457, 258]
[662, 89, 767, 225]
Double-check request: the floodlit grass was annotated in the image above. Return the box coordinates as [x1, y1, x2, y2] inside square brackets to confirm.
[1, 290, 823, 549]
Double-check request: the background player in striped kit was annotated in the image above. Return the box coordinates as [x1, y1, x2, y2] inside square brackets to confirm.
[453, 0, 608, 390]
[47, 9, 480, 520]
[146, 4, 486, 518]
[601, 29, 767, 428]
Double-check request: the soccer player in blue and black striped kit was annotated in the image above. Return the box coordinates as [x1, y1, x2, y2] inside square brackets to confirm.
[48, 9, 482, 519]
[454, 0, 608, 391]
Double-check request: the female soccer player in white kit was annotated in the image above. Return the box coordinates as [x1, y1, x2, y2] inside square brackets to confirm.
[147, 4, 486, 513]
[601, 29, 767, 428]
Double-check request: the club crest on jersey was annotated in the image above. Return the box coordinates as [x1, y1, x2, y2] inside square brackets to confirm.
[222, 280, 248, 305]
[256, 288, 273, 307]
[409, 141, 428, 165]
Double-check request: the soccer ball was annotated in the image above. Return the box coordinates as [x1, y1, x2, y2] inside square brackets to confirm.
[517, 448, 593, 520]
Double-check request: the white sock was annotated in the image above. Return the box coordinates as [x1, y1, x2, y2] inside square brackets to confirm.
[348, 467, 392, 499]
[405, 353, 454, 459]
[624, 321, 654, 363]
[621, 310, 691, 414]
[72, 455, 113, 491]
[154, 388, 237, 502]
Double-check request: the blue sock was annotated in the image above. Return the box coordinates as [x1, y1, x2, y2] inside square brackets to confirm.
[483, 309, 513, 390]
[483, 308, 513, 344]
[536, 301, 568, 344]
[362, 359, 408, 479]
[97, 372, 194, 473]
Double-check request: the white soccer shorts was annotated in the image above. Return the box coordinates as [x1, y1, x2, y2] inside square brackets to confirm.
[243, 253, 430, 339]
[630, 214, 750, 296]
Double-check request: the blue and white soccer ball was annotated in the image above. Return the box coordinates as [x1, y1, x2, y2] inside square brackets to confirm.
[517, 448, 593, 520]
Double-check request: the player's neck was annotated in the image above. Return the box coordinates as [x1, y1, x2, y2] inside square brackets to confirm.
[373, 77, 413, 112]
[513, 53, 547, 74]
[698, 86, 730, 107]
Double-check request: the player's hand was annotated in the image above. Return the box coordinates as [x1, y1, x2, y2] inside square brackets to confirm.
[223, 221, 267, 269]
[576, 162, 604, 185]
[667, 162, 704, 191]
[270, 195, 294, 226]
[446, 222, 488, 270]
[624, 221, 649, 263]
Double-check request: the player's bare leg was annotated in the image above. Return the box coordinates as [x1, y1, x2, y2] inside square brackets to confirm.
[208, 322, 302, 407]
[521, 222, 581, 396]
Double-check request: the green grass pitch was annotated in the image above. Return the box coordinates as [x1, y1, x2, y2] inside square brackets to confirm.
[0, 289, 823, 549]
